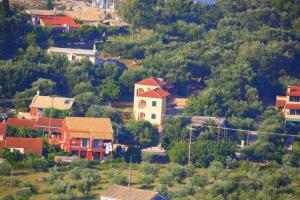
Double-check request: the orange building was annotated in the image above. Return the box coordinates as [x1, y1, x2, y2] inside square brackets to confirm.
[276, 86, 300, 122]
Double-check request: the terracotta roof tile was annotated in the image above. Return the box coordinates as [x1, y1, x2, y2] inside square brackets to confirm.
[65, 117, 113, 140]
[39, 15, 80, 29]
[0, 137, 43, 155]
[7, 118, 36, 129]
[137, 88, 170, 99]
[136, 77, 167, 87]
[287, 86, 300, 96]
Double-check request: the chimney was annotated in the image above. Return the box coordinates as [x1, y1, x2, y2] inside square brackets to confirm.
[287, 86, 291, 93]
[93, 43, 97, 51]
[37, 90, 40, 96]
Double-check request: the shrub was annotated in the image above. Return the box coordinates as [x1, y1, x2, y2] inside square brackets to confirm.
[138, 175, 155, 188]
[109, 170, 128, 185]
[190, 174, 208, 188]
[0, 162, 11, 175]
[0, 194, 15, 200]
[155, 184, 169, 197]
[22, 182, 38, 194]
[70, 167, 81, 179]
[167, 164, 187, 183]
[15, 187, 32, 200]
[138, 162, 159, 176]
[4, 179, 21, 187]
[52, 180, 69, 194]
[159, 174, 174, 186]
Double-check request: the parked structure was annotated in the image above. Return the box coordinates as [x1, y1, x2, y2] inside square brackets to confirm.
[47, 46, 100, 64]
[61, 117, 114, 161]
[100, 184, 168, 200]
[29, 92, 74, 119]
[276, 86, 300, 122]
[37, 15, 80, 30]
[133, 77, 174, 126]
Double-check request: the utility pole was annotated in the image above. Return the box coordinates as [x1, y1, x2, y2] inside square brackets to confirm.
[188, 123, 192, 165]
[48, 96, 54, 138]
[127, 156, 132, 200]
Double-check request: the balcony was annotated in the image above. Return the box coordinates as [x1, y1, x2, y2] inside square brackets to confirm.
[285, 114, 300, 122]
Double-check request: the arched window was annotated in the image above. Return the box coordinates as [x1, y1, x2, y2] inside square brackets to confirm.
[138, 112, 145, 120]
[139, 100, 146, 108]
[137, 88, 144, 95]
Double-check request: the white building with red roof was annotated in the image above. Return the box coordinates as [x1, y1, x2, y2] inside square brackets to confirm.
[133, 77, 173, 126]
[276, 86, 300, 122]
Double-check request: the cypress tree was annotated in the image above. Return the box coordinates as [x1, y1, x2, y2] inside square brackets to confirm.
[2, 0, 9, 17]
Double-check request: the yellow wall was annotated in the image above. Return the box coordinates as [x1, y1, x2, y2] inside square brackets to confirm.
[133, 83, 167, 126]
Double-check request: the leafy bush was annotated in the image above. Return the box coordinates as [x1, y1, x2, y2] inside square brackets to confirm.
[138, 162, 159, 176]
[109, 170, 128, 185]
[138, 175, 155, 188]
[190, 174, 208, 188]
[167, 164, 187, 183]
[15, 187, 32, 200]
[0, 162, 11, 175]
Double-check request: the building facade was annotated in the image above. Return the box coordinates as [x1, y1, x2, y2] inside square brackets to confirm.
[29, 92, 74, 119]
[47, 46, 100, 65]
[276, 86, 300, 122]
[61, 117, 114, 161]
[133, 77, 173, 126]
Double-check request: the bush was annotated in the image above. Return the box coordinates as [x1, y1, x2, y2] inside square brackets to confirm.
[109, 170, 128, 185]
[167, 164, 187, 183]
[24, 155, 48, 172]
[138, 162, 159, 176]
[0, 194, 15, 200]
[225, 157, 239, 169]
[15, 187, 32, 200]
[155, 184, 169, 197]
[22, 182, 38, 194]
[0, 162, 11, 175]
[70, 167, 81, 179]
[47, 167, 63, 184]
[190, 174, 208, 188]
[138, 175, 155, 188]
[52, 180, 69, 194]
[159, 174, 174, 186]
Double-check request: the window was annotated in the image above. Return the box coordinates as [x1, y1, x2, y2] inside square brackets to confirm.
[152, 101, 157, 107]
[137, 88, 144, 95]
[71, 55, 76, 61]
[290, 96, 300, 102]
[81, 138, 89, 148]
[139, 100, 146, 108]
[290, 109, 300, 115]
[93, 139, 101, 148]
[151, 114, 156, 119]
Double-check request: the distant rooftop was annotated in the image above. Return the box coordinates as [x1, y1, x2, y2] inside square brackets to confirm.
[30, 95, 74, 110]
[48, 47, 97, 56]
[39, 15, 80, 29]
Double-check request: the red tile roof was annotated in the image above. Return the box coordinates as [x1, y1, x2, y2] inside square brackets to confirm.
[287, 86, 300, 96]
[136, 77, 168, 87]
[138, 88, 170, 98]
[35, 118, 63, 132]
[39, 15, 80, 29]
[285, 103, 300, 110]
[0, 123, 6, 138]
[0, 137, 43, 155]
[7, 118, 36, 129]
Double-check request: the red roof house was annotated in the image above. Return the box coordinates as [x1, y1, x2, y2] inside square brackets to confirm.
[275, 86, 300, 122]
[0, 137, 43, 155]
[39, 15, 80, 30]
